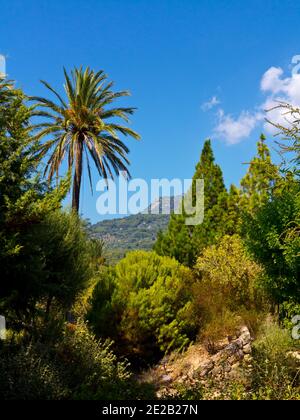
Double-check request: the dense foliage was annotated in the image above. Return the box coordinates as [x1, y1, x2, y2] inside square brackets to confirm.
[88, 251, 197, 358]
[243, 180, 300, 306]
[194, 235, 264, 310]
[0, 321, 151, 400]
[0, 80, 92, 326]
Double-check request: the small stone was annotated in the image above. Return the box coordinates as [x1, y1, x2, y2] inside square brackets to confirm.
[225, 342, 240, 355]
[243, 344, 252, 354]
[228, 354, 240, 364]
[232, 362, 240, 370]
[211, 366, 223, 376]
[234, 338, 244, 349]
[226, 364, 244, 381]
[161, 374, 172, 383]
[240, 329, 251, 346]
[240, 326, 249, 334]
[196, 360, 214, 378]
[287, 351, 300, 362]
[223, 363, 231, 373]
[238, 349, 245, 359]
[212, 352, 226, 364]
[244, 354, 252, 363]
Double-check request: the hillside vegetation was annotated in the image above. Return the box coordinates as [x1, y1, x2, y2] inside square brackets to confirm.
[0, 75, 299, 401]
[91, 214, 170, 263]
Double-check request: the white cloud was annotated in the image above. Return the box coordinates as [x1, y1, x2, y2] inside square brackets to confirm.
[0, 55, 6, 77]
[214, 110, 263, 145]
[261, 66, 300, 132]
[201, 95, 220, 111]
[260, 67, 285, 94]
[212, 60, 300, 145]
[261, 66, 300, 103]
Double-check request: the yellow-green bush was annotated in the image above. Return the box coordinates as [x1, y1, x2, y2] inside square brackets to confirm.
[193, 235, 266, 347]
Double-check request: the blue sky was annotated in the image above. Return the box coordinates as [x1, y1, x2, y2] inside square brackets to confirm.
[1, 0, 300, 222]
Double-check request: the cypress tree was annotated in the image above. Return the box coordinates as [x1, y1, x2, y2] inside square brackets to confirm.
[193, 139, 226, 210]
[240, 134, 280, 213]
[154, 139, 227, 266]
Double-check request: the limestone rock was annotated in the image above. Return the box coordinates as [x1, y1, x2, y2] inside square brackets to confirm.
[194, 360, 214, 378]
[211, 365, 223, 376]
[243, 344, 252, 354]
[243, 354, 253, 364]
[287, 351, 300, 362]
[239, 328, 252, 346]
[161, 374, 172, 383]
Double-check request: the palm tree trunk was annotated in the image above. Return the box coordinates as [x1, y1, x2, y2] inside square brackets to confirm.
[72, 138, 83, 213]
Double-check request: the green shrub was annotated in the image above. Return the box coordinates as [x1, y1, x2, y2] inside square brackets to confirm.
[0, 210, 93, 326]
[200, 310, 241, 353]
[86, 269, 117, 338]
[0, 321, 152, 400]
[250, 323, 300, 400]
[0, 341, 67, 400]
[55, 321, 134, 400]
[88, 251, 197, 357]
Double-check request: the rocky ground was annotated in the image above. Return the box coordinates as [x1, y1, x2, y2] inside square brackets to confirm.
[139, 326, 254, 399]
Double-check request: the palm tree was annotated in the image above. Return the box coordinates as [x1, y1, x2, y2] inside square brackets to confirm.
[32, 67, 140, 213]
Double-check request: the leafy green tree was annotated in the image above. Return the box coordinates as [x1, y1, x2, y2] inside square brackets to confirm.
[32, 67, 140, 213]
[243, 180, 300, 306]
[240, 131, 299, 322]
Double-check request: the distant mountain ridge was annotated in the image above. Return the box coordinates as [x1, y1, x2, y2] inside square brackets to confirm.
[90, 196, 181, 263]
[142, 195, 182, 214]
